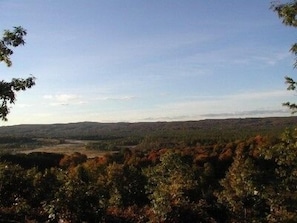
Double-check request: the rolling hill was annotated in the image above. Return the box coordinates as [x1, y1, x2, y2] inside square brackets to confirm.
[0, 116, 296, 141]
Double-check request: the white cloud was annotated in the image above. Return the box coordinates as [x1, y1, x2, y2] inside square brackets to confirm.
[15, 103, 32, 108]
[43, 94, 84, 106]
[43, 95, 53, 99]
[141, 89, 293, 120]
[225, 90, 291, 100]
[251, 51, 291, 66]
[201, 109, 289, 118]
[187, 45, 291, 69]
[95, 95, 137, 101]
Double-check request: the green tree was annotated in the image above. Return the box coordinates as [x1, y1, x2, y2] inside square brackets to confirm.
[0, 163, 32, 217]
[0, 26, 35, 121]
[44, 166, 107, 222]
[272, 1, 297, 112]
[104, 163, 148, 208]
[216, 142, 270, 222]
[217, 133, 297, 222]
[258, 129, 297, 222]
[143, 151, 197, 222]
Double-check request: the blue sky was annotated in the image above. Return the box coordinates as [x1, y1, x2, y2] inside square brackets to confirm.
[0, 0, 296, 125]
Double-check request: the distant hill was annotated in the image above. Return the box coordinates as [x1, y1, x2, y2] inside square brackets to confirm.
[0, 117, 296, 141]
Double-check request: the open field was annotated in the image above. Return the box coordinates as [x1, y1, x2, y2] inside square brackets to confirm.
[17, 140, 111, 158]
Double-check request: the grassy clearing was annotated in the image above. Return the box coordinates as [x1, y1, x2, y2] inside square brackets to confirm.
[18, 140, 109, 158]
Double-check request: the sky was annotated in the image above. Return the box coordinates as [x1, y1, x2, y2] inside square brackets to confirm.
[0, 0, 296, 125]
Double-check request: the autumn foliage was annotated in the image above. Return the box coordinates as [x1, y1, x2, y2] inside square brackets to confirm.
[0, 130, 295, 222]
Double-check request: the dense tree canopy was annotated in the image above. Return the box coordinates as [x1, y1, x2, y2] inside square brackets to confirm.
[0, 26, 35, 121]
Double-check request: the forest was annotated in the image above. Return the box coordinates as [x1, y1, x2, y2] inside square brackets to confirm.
[0, 117, 297, 222]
